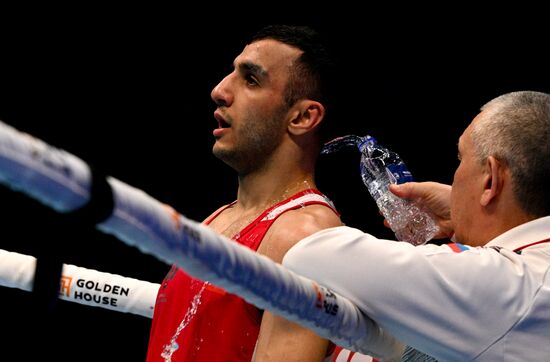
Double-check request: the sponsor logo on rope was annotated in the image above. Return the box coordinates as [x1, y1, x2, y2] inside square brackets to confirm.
[59, 276, 130, 307]
[312, 282, 339, 316]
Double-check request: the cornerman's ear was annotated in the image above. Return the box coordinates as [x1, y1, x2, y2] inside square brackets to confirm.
[287, 100, 325, 136]
[480, 156, 505, 207]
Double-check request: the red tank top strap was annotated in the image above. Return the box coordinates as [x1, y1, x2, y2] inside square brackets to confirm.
[204, 201, 237, 225]
[234, 189, 338, 238]
[260, 188, 339, 220]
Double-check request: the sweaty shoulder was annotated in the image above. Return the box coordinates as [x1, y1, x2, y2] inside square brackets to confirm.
[257, 204, 342, 263]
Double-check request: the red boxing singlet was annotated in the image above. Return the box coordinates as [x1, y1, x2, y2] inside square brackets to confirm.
[147, 189, 338, 362]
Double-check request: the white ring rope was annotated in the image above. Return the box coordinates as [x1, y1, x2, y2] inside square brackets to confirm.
[0, 121, 402, 360]
[0, 248, 158, 318]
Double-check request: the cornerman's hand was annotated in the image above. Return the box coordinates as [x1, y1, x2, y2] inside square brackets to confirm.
[389, 182, 454, 239]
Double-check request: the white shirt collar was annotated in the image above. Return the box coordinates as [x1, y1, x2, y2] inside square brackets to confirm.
[485, 215, 550, 250]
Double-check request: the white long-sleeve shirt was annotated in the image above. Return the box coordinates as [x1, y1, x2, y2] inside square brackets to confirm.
[283, 216, 550, 361]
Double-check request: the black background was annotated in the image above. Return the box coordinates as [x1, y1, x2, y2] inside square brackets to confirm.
[0, 8, 549, 361]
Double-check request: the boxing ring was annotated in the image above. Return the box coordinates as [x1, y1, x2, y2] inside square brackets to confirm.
[0, 120, 403, 360]
[0, 248, 159, 318]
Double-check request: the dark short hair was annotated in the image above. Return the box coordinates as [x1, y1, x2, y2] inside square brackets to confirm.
[250, 25, 338, 142]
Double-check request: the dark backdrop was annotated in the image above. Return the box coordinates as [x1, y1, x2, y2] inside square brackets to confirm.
[0, 10, 548, 361]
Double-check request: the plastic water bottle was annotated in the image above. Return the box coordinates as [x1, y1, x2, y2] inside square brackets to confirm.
[322, 135, 438, 245]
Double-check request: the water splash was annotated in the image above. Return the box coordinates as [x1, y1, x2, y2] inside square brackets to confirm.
[161, 283, 207, 361]
[322, 135, 438, 245]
